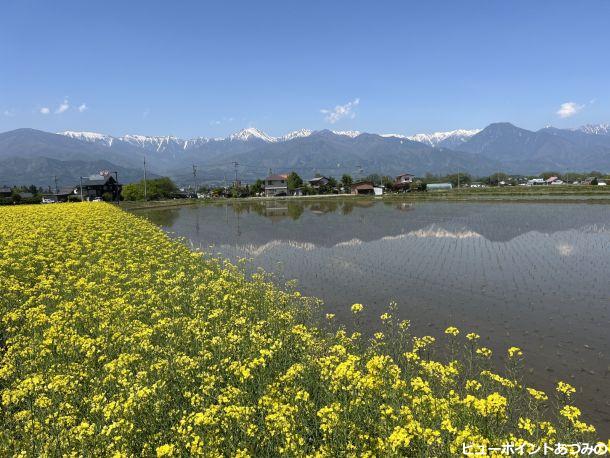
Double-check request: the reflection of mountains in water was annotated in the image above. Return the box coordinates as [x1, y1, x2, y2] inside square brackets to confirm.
[141, 201, 610, 247]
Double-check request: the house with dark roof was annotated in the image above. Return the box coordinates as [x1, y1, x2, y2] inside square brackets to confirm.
[264, 174, 288, 197]
[0, 186, 12, 198]
[308, 176, 330, 189]
[77, 174, 122, 201]
[394, 173, 415, 191]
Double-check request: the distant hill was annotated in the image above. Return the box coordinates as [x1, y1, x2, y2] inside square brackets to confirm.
[456, 123, 610, 173]
[203, 130, 499, 180]
[0, 123, 609, 186]
[0, 129, 152, 187]
[0, 156, 157, 189]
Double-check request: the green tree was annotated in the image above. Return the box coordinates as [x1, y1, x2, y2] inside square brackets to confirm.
[122, 177, 179, 201]
[485, 173, 510, 186]
[381, 175, 396, 191]
[251, 179, 264, 195]
[341, 174, 353, 188]
[444, 173, 472, 188]
[365, 174, 381, 186]
[287, 172, 303, 192]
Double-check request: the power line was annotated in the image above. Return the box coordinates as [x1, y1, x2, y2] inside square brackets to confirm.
[232, 161, 239, 187]
[192, 164, 198, 191]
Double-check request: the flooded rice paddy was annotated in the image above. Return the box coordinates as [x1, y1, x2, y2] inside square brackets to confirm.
[136, 199, 610, 434]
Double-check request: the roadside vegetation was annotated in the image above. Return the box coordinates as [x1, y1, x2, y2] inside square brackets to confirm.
[122, 177, 182, 201]
[0, 203, 606, 455]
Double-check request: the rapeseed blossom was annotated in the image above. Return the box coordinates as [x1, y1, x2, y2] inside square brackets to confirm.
[557, 381, 576, 397]
[508, 346, 523, 358]
[0, 203, 603, 455]
[444, 326, 460, 336]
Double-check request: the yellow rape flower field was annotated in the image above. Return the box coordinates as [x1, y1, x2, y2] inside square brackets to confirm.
[0, 203, 606, 456]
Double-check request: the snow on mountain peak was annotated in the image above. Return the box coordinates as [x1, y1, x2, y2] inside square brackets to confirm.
[577, 123, 610, 136]
[119, 134, 185, 153]
[380, 133, 408, 139]
[58, 131, 114, 146]
[332, 130, 361, 138]
[280, 129, 313, 141]
[228, 127, 276, 142]
[407, 129, 480, 147]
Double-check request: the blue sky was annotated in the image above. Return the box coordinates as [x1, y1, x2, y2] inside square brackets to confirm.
[1, 0, 609, 138]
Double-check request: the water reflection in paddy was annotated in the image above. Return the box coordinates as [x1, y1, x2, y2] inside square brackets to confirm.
[136, 199, 610, 434]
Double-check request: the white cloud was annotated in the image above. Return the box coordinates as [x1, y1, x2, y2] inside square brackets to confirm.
[556, 101, 584, 118]
[77, 103, 88, 112]
[40, 107, 50, 115]
[209, 116, 235, 126]
[557, 243, 574, 256]
[321, 98, 360, 124]
[55, 99, 70, 114]
[3, 109, 15, 117]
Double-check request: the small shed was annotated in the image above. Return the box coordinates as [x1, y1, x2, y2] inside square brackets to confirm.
[351, 181, 375, 195]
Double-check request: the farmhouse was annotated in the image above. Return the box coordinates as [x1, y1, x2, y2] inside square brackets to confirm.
[351, 181, 375, 195]
[264, 174, 288, 197]
[394, 173, 415, 191]
[0, 186, 12, 198]
[78, 174, 122, 201]
[308, 176, 330, 189]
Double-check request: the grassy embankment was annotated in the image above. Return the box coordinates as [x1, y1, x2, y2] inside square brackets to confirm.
[0, 203, 606, 456]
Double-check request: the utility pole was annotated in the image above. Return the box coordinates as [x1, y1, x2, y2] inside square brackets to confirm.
[79, 177, 84, 202]
[113, 171, 119, 204]
[232, 161, 239, 187]
[53, 175, 59, 194]
[192, 164, 198, 193]
[143, 155, 148, 200]
[457, 168, 460, 190]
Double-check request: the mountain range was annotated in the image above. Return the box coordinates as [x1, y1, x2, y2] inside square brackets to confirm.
[1, 123, 609, 187]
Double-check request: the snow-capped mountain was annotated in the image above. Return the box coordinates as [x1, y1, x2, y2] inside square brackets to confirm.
[227, 127, 276, 143]
[576, 123, 610, 136]
[407, 129, 481, 149]
[332, 130, 361, 138]
[60, 131, 115, 147]
[10, 120, 610, 186]
[119, 134, 186, 152]
[280, 129, 313, 141]
[59, 127, 329, 152]
[380, 133, 408, 139]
